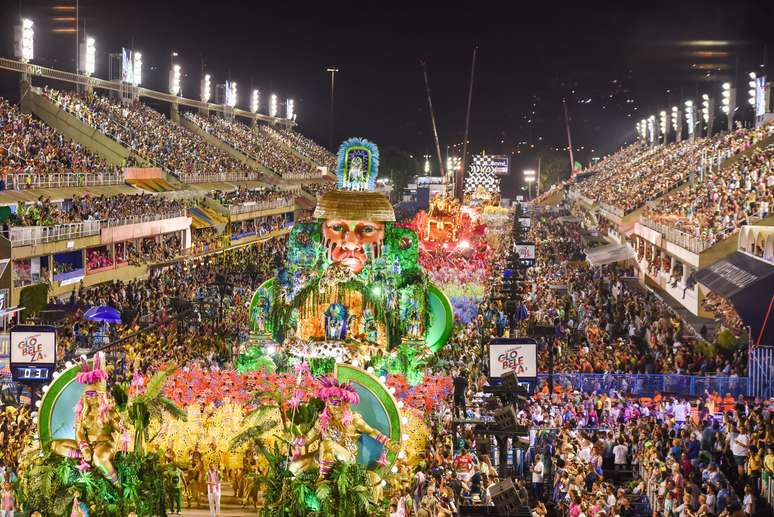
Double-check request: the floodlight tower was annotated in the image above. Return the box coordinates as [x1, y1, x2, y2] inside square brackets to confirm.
[269, 94, 278, 118]
[286, 99, 295, 129]
[720, 81, 735, 131]
[14, 18, 34, 93]
[647, 115, 656, 146]
[684, 100, 695, 142]
[671, 106, 682, 142]
[659, 111, 668, 144]
[523, 169, 536, 199]
[200, 73, 211, 116]
[168, 63, 182, 122]
[701, 93, 714, 137]
[250, 89, 260, 128]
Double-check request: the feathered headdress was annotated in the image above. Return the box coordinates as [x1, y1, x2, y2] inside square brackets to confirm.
[336, 137, 379, 192]
[316, 376, 360, 405]
[75, 352, 109, 387]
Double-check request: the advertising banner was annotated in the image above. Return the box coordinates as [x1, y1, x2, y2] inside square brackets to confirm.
[489, 338, 538, 378]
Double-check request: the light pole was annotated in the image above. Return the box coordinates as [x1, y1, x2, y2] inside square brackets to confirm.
[524, 169, 536, 199]
[326, 67, 339, 150]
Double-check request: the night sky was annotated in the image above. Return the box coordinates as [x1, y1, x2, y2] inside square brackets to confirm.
[1, 0, 773, 185]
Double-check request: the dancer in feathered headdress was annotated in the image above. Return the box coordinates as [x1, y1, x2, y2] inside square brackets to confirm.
[290, 375, 396, 477]
[51, 352, 123, 486]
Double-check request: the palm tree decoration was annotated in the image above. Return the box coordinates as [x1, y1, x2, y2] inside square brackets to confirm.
[113, 366, 186, 455]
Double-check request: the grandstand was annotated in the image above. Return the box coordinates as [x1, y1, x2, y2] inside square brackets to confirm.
[0, 79, 329, 308]
[567, 121, 774, 325]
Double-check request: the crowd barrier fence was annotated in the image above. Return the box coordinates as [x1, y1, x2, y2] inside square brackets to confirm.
[4, 172, 125, 190]
[536, 372, 749, 397]
[639, 217, 713, 254]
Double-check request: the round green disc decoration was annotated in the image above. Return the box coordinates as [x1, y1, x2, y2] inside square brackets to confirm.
[425, 282, 454, 353]
[38, 361, 88, 450]
[336, 364, 401, 468]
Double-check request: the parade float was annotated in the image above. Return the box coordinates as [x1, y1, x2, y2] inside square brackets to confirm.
[17, 353, 185, 516]
[238, 139, 453, 515]
[248, 137, 454, 362]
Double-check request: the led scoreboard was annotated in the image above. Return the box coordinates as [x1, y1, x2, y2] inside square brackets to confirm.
[10, 325, 57, 383]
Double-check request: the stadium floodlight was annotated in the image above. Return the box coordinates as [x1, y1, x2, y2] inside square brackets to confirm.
[251, 89, 259, 113]
[228, 82, 238, 107]
[684, 100, 694, 135]
[647, 115, 656, 144]
[701, 93, 710, 122]
[269, 94, 278, 117]
[14, 18, 34, 62]
[201, 74, 211, 103]
[659, 110, 668, 140]
[286, 99, 294, 120]
[169, 64, 181, 96]
[748, 72, 757, 106]
[80, 36, 96, 76]
[132, 52, 142, 86]
[523, 169, 536, 182]
[721, 82, 732, 114]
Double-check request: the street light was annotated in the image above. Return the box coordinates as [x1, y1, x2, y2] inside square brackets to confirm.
[251, 89, 259, 113]
[169, 64, 181, 95]
[14, 18, 34, 62]
[80, 36, 96, 76]
[286, 99, 294, 120]
[132, 52, 142, 86]
[201, 74, 211, 103]
[269, 94, 278, 117]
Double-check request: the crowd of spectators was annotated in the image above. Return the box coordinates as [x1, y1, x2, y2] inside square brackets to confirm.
[10, 193, 189, 226]
[572, 123, 774, 216]
[212, 186, 293, 208]
[43, 87, 242, 177]
[53, 236, 287, 369]
[486, 216, 748, 375]
[184, 113, 320, 179]
[301, 180, 336, 197]
[260, 125, 336, 171]
[0, 98, 120, 184]
[645, 124, 774, 246]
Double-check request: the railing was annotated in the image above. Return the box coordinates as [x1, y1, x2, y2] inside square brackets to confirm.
[536, 372, 748, 397]
[597, 201, 625, 219]
[177, 172, 262, 184]
[102, 209, 187, 228]
[8, 220, 102, 246]
[639, 217, 713, 254]
[282, 172, 323, 180]
[226, 199, 295, 215]
[4, 172, 125, 190]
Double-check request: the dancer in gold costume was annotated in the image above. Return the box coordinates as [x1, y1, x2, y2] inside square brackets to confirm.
[50, 353, 122, 486]
[290, 376, 396, 477]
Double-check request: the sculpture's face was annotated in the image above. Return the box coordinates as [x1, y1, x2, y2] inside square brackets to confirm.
[322, 219, 385, 274]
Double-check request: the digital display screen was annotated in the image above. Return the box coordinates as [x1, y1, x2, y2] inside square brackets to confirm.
[13, 365, 51, 381]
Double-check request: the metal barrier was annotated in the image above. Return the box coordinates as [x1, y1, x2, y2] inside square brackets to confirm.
[102, 209, 187, 228]
[536, 373, 749, 397]
[177, 172, 263, 184]
[8, 220, 102, 246]
[749, 346, 774, 400]
[5, 172, 125, 190]
[227, 200, 294, 215]
[598, 201, 625, 218]
[639, 217, 713, 254]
